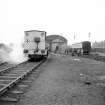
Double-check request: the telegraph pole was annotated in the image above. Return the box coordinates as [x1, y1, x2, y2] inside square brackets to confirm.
[88, 32, 91, 41]
[74, 32, 75, 40]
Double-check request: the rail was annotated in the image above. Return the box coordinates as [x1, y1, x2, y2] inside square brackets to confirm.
[0, 60, 45, 96]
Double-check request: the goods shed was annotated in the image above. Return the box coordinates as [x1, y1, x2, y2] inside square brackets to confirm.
[46, 35, 67, 53]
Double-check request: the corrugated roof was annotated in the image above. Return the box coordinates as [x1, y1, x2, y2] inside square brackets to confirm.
[46, 35, 67, 43]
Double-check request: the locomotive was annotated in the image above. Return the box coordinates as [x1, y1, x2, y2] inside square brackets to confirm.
[23, 30, 48, 61]
[71, 41, 91, 55]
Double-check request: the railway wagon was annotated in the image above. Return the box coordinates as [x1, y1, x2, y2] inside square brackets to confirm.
[71, 41, 91, 55]
[23, 30, 48, 61]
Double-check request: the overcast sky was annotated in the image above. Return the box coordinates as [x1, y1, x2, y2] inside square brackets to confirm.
[0, 0, 105, 45]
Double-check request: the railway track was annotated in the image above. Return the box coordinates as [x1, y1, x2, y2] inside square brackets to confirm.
[0, 62, 7, 66]
[0, 59, 46, 100]
[0, 62, 17, 75]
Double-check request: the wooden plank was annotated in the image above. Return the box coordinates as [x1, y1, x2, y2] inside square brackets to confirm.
[9, 90, 23, 94]
[0, 97, 18, 102]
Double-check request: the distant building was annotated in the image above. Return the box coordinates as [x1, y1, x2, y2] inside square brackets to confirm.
[92, 41, 105, 48]
[46, 35, 67, 53]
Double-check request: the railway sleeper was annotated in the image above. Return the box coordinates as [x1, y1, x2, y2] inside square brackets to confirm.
[0, 93, 19, 102]
[12, 71, 29, 74]
[0, 60, 46, 100]
[0, 75, 32, 101]
[0, 97, 18, 102]
[9, 90, 23, 94]
[0, 76, 18, 80]
[3, 74, 21, 76]
[17, 84, 28, 88]
[0, 66, 17, 75]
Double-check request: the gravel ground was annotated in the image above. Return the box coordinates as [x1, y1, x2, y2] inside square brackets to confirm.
[1, 54, 105, 105]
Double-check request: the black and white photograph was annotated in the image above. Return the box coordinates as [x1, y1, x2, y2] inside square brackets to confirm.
[0, 0, 105, 105]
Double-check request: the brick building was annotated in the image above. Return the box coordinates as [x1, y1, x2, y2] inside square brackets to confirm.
[46, 35, 67, 53]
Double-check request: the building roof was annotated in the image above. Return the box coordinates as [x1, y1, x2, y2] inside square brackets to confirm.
[46, 35, 67, 44]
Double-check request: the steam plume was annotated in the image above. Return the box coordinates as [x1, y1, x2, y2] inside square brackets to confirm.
[0, 43, 28, 64]
[9, 43, 28, 64]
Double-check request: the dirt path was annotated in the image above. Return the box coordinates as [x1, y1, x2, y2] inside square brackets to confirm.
[13, 54, 105, 105]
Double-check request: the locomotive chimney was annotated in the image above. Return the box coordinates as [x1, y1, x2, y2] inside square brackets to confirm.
[34, 37, 40, 52]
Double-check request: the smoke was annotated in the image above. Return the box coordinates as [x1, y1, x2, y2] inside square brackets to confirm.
[0, 43, 28, 64]
[9, 43, 28, 64]
[0, 49, 10, 62]
[0, 27, 28, 64]
[0, 44, 12, 62]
